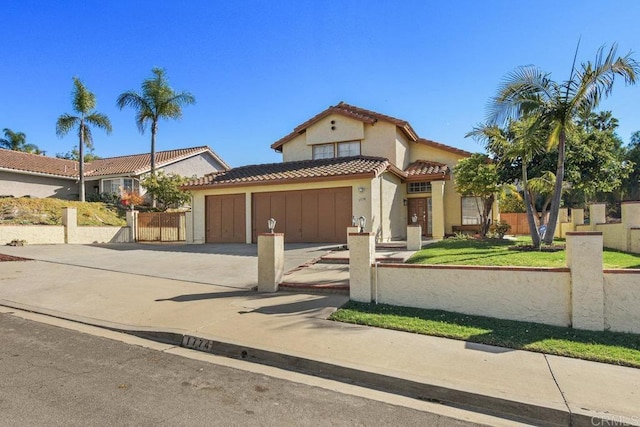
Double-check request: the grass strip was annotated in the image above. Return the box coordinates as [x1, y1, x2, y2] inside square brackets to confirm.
[406, 238, 640, 269]
[330, 301, 640, 368]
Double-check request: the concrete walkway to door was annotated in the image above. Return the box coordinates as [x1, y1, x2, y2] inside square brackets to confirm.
[0, 243, 336, 289]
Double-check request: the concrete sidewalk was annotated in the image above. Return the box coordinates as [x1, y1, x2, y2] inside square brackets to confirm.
[0, 255, 638, 426]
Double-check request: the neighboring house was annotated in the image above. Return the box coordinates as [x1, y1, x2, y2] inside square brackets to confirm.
[0, 146, 229, 200]
[183, 102, 497, 244]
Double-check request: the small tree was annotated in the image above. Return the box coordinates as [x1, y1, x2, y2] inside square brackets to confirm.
[141, 171, 191, 210]
[454, 154, 500, 237]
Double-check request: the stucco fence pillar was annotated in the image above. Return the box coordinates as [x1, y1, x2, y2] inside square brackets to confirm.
[126, 210, 138, 242]
[431, 181, 445, 240]
[185, 211, 194, 244]
[62, 207, 78, 244]
[566, 231, 604, 331]
[406, 225, 422, 251]
[349, 232, 376, 302]
[589, 203, 606, 226]
[346, 226, 360, 249]
[257, 233, 284, 293]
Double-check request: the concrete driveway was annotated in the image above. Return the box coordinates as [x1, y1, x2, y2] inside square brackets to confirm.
[0, 242, 338, 289]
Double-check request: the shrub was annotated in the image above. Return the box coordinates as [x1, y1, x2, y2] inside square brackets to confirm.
[489, 220, 511, 239]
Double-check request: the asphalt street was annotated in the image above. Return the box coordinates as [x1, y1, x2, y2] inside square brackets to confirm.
[0, 313, 480, 427]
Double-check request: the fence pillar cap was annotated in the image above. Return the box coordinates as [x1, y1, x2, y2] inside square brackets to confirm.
[566, 231, 603, 236]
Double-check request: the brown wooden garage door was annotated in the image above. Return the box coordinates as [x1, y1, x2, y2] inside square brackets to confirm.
[252, 187, 352, 243]
[205, 194, 246, 243]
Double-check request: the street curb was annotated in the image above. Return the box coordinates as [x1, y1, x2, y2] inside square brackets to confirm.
[0, 300, 617, 427]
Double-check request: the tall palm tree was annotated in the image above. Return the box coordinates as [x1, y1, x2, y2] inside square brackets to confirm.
[116, 68, 195, 176]
[56, 77, 112, 202]
[1, 128, 42, 153]
[487, 43, 638, 244]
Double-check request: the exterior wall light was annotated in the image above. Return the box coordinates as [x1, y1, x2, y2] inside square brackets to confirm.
[358, 216, 366, 233]
[403, 199, 407, 206]
[358, 186, 365, 193]
[268, 218, 276, 233]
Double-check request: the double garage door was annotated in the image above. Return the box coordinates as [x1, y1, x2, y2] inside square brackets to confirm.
[205, 187, 352, 243]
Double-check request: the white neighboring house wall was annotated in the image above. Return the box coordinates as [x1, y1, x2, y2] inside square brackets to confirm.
[162, 153, 227, 178]
[0, 171, 77, 199]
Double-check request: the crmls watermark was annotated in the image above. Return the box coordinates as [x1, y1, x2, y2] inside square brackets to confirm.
[591, 414, 640, 426]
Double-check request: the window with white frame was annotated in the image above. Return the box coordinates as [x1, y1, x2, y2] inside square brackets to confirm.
[312, 144, 335, 159]
[123, 178, 140, 193]
[407, 182, 432, 194]
[337, 141, 360, 157]
[461, 196, 489, 225]
[102, 179, 120, 194]
[102, 178, 140, 194]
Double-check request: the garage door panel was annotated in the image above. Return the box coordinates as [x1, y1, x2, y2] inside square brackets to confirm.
[285, 192, 302, 242]
[301, 192, 319, 241]
[205, 194, 245, 243]
[253, 187, 351, 243]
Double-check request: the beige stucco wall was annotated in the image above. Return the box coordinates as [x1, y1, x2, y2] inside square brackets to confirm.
[281, 118, 402, 166]
[190, 177, 375, 244]
[594, 223, 627, 251]
[0, 225, 65, 244]
[375, 265, 571, 326]
[360, 121, 399, 165]
[306, 114, 365, 145]
[630, 229, 640, 254]
[162, 153, 228, 178]
[378, 173, 405, 241]
[74, 227, 131, 244]
[0, 171, 77, 199]
[281, 133, 310, 162]
[395, 130, 411, 169]
[604, 271, 640, 334]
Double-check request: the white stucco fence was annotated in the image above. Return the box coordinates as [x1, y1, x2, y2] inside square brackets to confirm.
[349, 231, 640, 334]
[374, 264, 571, 326]
[0, 225, 65, 244]
[0, 207, 133, 245]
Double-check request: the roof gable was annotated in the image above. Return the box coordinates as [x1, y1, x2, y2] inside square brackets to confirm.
[271, 102, 419, 151]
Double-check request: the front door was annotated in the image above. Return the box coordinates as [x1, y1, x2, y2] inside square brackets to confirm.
[407, 198, 427, 236]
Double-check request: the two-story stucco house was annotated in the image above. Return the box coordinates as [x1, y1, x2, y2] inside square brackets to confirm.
[184, 102, 492, 244]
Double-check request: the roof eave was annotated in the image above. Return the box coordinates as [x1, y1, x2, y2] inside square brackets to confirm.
[182, 171, 377, 191]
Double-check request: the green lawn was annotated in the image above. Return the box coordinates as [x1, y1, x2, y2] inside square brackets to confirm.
[330, 302, 640, 368]
[406, 237, 640, 269]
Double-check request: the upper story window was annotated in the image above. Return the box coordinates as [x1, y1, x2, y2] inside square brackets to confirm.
[312, 144, 335, 159]
[312, 141, 360, 160]
[337, 141, 360, 157]
[407, 182, 432, 194]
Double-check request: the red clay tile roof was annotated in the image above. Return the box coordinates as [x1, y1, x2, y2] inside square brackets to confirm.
[404, 160, 450, 181]
[183, 156, 403, 189]
[0, 146, 229, 179]
[85, 146, 229, 176]
[271, 102, 419, 151]
[0, 149, 79, 178]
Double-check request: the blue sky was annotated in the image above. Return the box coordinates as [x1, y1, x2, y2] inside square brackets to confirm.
[2, 1, 639, 167]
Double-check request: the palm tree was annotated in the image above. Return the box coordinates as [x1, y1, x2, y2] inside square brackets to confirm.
[488, 43, 638, 244]
[56, 77, 112, 202]
[116, 68, 195, 176]
[1, 128, 43, 153]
